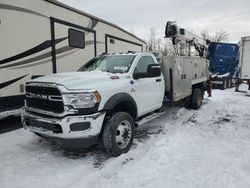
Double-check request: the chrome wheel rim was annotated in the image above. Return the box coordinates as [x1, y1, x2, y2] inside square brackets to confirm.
[115, 120, 132, 149]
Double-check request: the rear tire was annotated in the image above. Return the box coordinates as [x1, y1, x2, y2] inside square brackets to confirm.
[103, 112, 135, 157]
[191, 88, 202, 109]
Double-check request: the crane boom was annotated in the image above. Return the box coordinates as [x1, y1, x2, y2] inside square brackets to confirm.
[165, 21, 207, 56]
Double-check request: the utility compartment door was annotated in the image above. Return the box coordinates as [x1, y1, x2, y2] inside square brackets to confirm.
[162, 56, 192, 102]
[174, 57, 192, 100]
[240, 37, 250, 79]
[52, 19, 96, 73]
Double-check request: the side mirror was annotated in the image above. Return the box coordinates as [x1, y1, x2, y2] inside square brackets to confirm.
[133, 64, 161, 79]
[147, 64, 161, 77]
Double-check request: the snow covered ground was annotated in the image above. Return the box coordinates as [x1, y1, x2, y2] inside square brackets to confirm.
[1, 85, 250, 188]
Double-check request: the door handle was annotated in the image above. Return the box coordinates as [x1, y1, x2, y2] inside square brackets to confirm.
[156, 79, 162, 82]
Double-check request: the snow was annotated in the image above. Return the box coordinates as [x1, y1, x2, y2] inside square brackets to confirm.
[211, 72, 230, 78]
[1, 84, 250, 188]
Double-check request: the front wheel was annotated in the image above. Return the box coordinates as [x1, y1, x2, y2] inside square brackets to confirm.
[103, 112, 135, 156]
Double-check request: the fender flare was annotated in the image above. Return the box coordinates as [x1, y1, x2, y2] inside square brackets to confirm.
[103, 93, 138, 118]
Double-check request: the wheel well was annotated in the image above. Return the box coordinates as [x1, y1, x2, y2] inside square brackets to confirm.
[99, 100, 137, 138]
[103, 93, 138, 120]
[112, 101, 137, 120]
[192, 82, 206, 91]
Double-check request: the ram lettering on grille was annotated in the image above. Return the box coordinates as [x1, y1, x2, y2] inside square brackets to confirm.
[26, 93, 62, 101]
[25, 85, 64, 113]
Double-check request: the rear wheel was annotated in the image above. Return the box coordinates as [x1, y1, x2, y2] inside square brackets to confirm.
[103, 112, 135, 156]
[191, 88, 202, 109]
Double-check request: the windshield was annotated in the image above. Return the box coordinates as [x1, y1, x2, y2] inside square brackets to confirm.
[78, 55, 136, 73]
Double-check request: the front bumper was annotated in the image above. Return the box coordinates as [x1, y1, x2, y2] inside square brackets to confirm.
[21, 108, 106, 147]
[211, 80, 223, 85]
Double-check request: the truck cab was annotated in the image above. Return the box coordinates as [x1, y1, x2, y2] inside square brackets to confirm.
[22, 52, 164, 156]
[208, 42, 239, 89]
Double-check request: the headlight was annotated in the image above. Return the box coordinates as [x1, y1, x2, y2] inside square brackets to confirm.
[63, 92, 101, 109]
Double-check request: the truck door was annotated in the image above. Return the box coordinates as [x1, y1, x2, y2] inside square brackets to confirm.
[133, 56, 163, 116]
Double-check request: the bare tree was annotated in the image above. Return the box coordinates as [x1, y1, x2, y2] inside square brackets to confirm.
[212, 30, 229, 42]
[200, 30, 229, 42]
[200, 30, 211, 41]
[147, 28, 158, 51]
[156, 38, 162, 52]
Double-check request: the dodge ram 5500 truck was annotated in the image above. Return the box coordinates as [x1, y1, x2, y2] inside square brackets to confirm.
[22, 52, 208, 156]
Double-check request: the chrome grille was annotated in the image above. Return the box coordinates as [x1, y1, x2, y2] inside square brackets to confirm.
[25, 85, 64, 113]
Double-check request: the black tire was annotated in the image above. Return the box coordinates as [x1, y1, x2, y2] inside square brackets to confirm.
[191, 88, 202, 109]
[103, 112, 135, 157]
[185, 96, 192, 109]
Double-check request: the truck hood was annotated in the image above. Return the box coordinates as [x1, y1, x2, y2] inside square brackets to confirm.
[30, 71, 127, 90]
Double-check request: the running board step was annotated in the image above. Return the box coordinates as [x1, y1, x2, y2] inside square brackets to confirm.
[136, 112, 165, 127]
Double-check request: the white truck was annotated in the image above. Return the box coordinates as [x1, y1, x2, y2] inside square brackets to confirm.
[22, 51, 209, 156]
[236, 36, 250, 91]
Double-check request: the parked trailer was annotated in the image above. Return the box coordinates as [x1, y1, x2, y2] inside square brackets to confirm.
[0, 0, 146, 115]
[236, 36, 250, 91]
[208, 42, 239, 90]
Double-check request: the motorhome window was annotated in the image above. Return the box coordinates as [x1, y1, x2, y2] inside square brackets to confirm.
[78, 55, 135, 73]
[68, 28, 85, 49]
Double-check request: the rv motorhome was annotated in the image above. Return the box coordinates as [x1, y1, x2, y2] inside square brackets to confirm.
[0, 0, 146, 116]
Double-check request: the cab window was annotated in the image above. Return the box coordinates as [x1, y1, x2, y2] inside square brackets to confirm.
[134, 56, 155, 73]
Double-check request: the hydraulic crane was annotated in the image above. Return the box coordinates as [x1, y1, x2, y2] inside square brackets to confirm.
[164, 21, 208, 57]
[164, 21, 212, 97]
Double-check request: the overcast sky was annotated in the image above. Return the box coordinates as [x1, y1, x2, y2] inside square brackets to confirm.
[60, 0, 250, 43]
